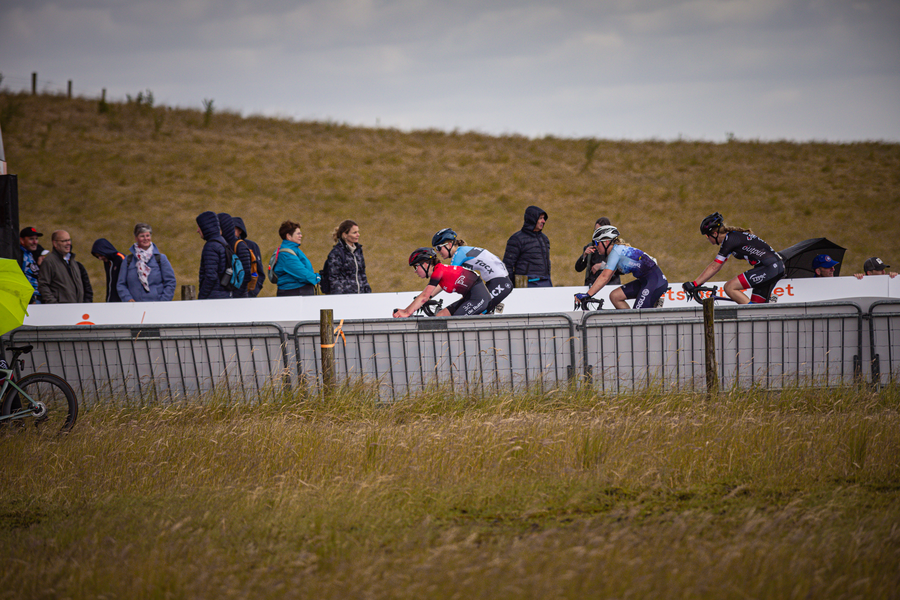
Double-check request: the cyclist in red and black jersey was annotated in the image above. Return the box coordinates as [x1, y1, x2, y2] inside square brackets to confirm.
[683, 212, 785, 304]
[393, 247, 493, 317]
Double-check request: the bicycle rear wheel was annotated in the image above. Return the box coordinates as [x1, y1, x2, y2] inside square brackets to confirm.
[1, 373, 78, 433]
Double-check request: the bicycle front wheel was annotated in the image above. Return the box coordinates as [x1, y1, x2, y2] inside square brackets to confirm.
[1, 373, 79, 433]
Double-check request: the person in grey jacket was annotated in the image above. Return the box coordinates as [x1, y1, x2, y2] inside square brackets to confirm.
[322, 219, 372, 294]
[116, 223, 177, 302]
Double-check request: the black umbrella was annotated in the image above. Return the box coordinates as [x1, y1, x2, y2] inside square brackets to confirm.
[778, 237, 847, 278]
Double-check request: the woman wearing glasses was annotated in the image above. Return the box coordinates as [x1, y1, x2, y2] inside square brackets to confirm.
[573, 225, 668, 310]
[392, 247, 493, 318]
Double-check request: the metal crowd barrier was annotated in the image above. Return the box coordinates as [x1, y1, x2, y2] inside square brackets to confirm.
[3, 301, 895, 405]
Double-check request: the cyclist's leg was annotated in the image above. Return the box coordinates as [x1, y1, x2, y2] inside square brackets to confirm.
[1, 373, 78, 433]
[451, 282, 493, 315]
[725, 273, 752, 304]
[611, 280, 638, 309]
[748, 262, 785, 304]
[484, 277, 512, 313]
[632, 269, 668, 309]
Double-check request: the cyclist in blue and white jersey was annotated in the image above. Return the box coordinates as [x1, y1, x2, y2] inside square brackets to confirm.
[432, 228, 513, 313]
[682, 212, 784, 304]
[574, 225, 668, 309]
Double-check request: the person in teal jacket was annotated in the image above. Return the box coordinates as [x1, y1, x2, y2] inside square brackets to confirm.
[273, 220, 320, 297]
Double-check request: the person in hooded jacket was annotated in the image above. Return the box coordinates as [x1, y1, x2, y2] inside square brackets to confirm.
[233, 217, 264, 297]
[117, 223, 177, 302]
[91, 238, 125, 302]
[217, 213, 253, 298]
[502, 205, 552, 287]
[196, 210, 231, 299]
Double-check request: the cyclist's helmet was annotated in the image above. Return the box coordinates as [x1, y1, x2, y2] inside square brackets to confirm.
[409, 247, 438, 267]
[592, 225, 620, 244]
[431, 228, 457, 247]
[700, 212, 724, 236]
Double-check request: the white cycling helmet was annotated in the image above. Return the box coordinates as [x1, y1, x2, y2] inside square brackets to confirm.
[592, 225, 620, 244]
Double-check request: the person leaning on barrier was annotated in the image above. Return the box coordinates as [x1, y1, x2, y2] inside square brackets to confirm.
[117, 223, 177, 302]
[575, 217, 621, 288]
[37, 230, 93, 304]
[854, 257, 898, 280]
[682, 212, 784, 305]
[574, 225, 668, 310]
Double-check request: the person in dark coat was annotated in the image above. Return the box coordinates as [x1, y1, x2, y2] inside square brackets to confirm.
[574, 217, 621, 288]
[233, 217, 264, 297]
[217, 213, 253, 298]
[502, 205, 552, 287]
[196, 211, 231, 299]
[91, 238, 125, 302]
[322, 219, 372, 294]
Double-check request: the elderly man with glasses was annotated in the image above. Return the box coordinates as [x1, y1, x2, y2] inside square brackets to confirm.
[37, 230, 93, 304]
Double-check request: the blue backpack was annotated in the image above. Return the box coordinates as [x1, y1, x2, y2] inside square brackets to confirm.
[213, 239, 245, 292]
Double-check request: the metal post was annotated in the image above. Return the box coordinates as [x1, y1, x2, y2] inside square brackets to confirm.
[703, 297, 718, 399]
[320, 309, 335, 396]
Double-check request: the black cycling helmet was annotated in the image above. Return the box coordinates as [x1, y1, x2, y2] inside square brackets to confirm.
[409, 247, 438, 267]
[431, 228, 457, 248]
[700, 212, 724, 236]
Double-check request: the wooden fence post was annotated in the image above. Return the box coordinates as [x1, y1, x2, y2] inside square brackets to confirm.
[703, 297, 718, 399]
[67, 80, 73, 98]
[320, 309, 335, 397]
[515, 274, 528, 289]
[181, 285, 195, 301]
[32, 73, 37, 95]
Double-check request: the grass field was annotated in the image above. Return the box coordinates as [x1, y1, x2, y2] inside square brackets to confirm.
[2, 386, 899, 599]
[2, 91, 900, 297]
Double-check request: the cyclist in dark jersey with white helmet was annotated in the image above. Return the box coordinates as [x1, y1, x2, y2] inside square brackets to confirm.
[432, 228, 512, 314]
[393, 247, 493, 317]
[574, 225, 669, 310]
[682, 212, 784, 304]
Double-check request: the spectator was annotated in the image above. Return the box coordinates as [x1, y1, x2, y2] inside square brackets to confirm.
[854, 257, 898, 280]
[233, 217, 264, 297]
[322, 219, 372, 295]
[17, 226, 43, 304]
[117, 223, 177, 302]
[272, 220, 320, 297]
[812, 254, 839, 278]
[218, 213, 253, 298]
[503, 205, 552, 287]
[574, 217, 621, 287]
[91, 238, 125, 302]
[37, 230, 93, 304]
[196, 211, 231, 299]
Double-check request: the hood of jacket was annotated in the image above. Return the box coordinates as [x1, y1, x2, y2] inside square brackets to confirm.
[521, 205, 548, 233]
[90, 238, 121, 261]
[217, 213, 238, 246]
[233, 217, 249, 240]
[196, 211, 221, 241]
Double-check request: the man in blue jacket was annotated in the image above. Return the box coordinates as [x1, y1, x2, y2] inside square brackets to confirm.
[196, 211, 231, 299]
[503, 205, 552, 287]
[217, 213, 252, 298]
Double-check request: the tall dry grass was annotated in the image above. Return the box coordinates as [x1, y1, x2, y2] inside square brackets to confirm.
[2, 91, 899, 297]
[2, 385, 899, 598]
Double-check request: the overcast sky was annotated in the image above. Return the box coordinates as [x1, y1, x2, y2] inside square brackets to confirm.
[2, 0, 899, 141]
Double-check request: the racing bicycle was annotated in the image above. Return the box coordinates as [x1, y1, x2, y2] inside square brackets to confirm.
[574, 296, 605, 311]
[1, 344, 78, 433]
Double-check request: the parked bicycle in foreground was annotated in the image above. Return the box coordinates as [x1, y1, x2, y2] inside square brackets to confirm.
[1, 344, 78, 433]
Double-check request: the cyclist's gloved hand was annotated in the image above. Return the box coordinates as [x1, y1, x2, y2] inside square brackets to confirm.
[574, 293, 592, 302]
[682, 281, 698, 294]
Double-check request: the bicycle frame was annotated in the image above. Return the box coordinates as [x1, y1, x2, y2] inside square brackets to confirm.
[0, 367, 46, 423]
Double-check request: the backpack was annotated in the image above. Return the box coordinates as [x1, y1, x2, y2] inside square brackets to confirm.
[213, 239, 244, 292]
[236, 240, 259, 292]
[319, 260, 331, 294]
[267, 247, 296, 284]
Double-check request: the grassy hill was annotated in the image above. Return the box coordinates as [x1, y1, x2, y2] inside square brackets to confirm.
[3, 91, 899, 299]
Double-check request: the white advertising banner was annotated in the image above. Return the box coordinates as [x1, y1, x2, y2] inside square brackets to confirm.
[19, 275, 899, 328]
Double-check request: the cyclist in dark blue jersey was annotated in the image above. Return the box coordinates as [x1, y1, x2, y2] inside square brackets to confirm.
[574, 225, 668, 310]
[682, 212, 784, 304]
